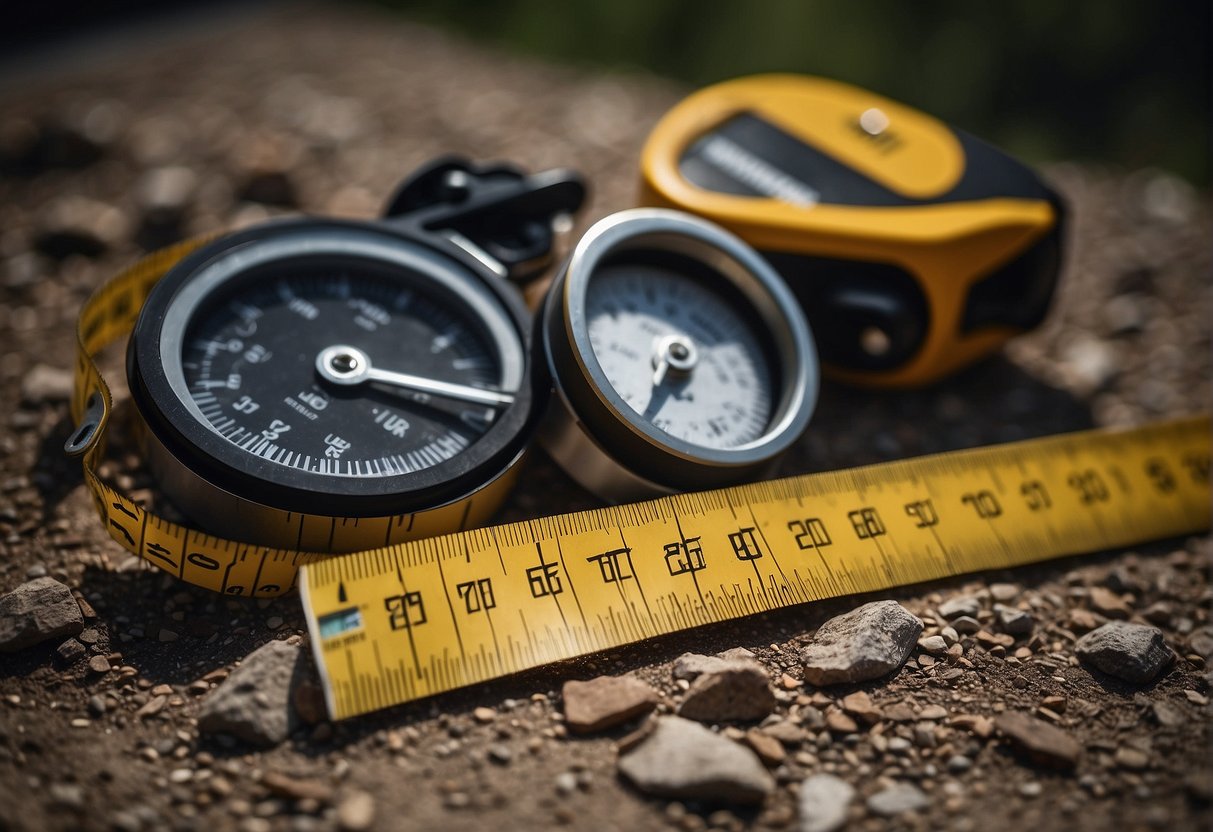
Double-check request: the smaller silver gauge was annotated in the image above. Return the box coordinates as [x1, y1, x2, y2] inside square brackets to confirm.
[539, 208, 819, 502]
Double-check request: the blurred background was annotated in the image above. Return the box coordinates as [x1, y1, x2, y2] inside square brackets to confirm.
[3, 0, 1210, 184]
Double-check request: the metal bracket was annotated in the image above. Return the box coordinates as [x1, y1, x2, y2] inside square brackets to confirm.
[382, 156, 587, 283]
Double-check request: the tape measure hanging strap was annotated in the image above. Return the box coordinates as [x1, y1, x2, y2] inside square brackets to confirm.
[67, 238, 335, 598]
[300, 416, 1210, 720]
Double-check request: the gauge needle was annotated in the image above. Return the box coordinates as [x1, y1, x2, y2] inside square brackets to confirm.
[643, 334, 698, 421]
[315, 345, 515, 407]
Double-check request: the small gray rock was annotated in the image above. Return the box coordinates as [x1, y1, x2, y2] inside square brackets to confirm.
[797, 773, 854, 832]
[56, 638, 86, 663]
[617, 716, 774, 804]
[938, 596, 981, 620]
[995, 604, 1035, 636]
[562, 675, 658, 734]
[865, 782, 929, 817]
[672, 652, 732, 681]
[951, 615, 982, 634]
[918, 635, 948, 655]
[995, 711, 1081, 769]
[679, 661, 775, 723]
[1076, 622, 1174, 684]
[988, 583, 1020, 603]
[801, 601, 923, 686]
[0, 578, 84, 652]
[198, 640, 305, 746]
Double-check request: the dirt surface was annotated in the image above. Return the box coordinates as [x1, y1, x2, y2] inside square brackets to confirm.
[0, 5, 1210, 832]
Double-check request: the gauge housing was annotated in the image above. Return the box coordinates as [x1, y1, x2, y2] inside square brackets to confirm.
[128, 219, 545, 550]
[540, 208, 818, 501]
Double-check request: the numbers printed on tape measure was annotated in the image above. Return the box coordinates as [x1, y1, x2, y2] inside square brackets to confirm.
[300, 417, 1210, 720]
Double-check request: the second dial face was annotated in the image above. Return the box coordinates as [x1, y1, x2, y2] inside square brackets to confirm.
[179, 257, 509, 479]
[584, 261, 774, 449]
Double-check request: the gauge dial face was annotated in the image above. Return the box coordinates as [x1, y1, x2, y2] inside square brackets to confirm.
[132, 226, 535, 518]
[584, 262, 773, 448]
[179, 262, 505, 478]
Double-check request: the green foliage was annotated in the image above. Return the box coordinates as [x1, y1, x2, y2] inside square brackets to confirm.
[374, 0, 1209, 183]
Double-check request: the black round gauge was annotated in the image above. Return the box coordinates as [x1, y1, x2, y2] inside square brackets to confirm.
[128, 219, 542, 529]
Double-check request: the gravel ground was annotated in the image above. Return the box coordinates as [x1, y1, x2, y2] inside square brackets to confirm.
[0, 5, 1210, 832]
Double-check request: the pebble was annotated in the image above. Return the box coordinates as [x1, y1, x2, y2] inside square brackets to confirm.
[946, 754, 972, 773]
[801, 601, 923, 685]
[136, 165, 196, 217]
[918, 635, 949, 654]
[761, 721, 809, 746]
[87, 695, 106, 717]
[88, 655, 111, 674]
[840, 691, 882, 725]
[950, 714, 995, 739]
[336, 789, 375, 831]
[1087, 587, 1133, 619]
[554, 772, 577, 796]
[20, 364, 73, 404]
[1019, 781, 1043, 798]
[1152, 700, 1185, 728]
[0, 577, 85, 652]
[989, 583, 1020, 603]
[135, 695, 167, 719]
[824, 710, 858, 734]
[951, 615, 982, 635]
[1114, 747, 1149, 770]
[995, 712, 1081, 769]
[472, 706, 496, 724]
[678, 661, 775, 723]
[743, 729, 785, 766]
[865, 783, 929, 817]
[1075, 622, 1174, 684]
[797, 773, 854, 832]
[261, 771, 333, 803]
[35, 195, 128, 257]
[1068, 608, 1102, 632]
[671, 652, 733, 681]
[56, 638, 86, 663]
[562, 675, 658, 734]
[616, 716, 774, 804]
[918, 704, 948, 720]
[994, 604, 1034, 636]
[938, 596, 981, 619]
[198, 640, 303, 747]
[1188, 626, 1213, 658]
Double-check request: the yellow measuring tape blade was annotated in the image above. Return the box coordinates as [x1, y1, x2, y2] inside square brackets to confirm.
[70, 238, 331, 598]
[301, 416, 1210, 720]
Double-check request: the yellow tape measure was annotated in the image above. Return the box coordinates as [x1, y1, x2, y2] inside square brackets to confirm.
[301, 416, 1209, 720]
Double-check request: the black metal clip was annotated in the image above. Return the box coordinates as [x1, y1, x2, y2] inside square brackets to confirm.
[383, 156, 587, 283]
